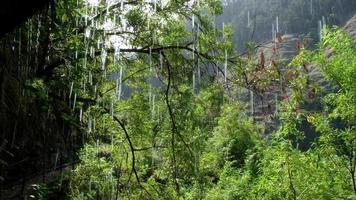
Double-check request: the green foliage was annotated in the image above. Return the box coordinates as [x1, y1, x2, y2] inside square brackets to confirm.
[4, 0, 356, 198]
[209, 104, 259, 168]
[186, 28, 356, 200]
[64, 9, 356, 199]
[29, 184, 49, 200]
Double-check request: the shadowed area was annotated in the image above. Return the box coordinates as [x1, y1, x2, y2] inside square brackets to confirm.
[0, 0, 50, 37]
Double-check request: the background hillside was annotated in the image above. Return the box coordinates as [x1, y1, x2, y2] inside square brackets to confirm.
[217, 0, 356, 49]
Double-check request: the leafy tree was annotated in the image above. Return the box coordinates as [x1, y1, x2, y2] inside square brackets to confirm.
[1, 0, 356, 199]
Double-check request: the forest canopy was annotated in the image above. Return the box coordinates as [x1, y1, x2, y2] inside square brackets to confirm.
[0, 0, 355, 199]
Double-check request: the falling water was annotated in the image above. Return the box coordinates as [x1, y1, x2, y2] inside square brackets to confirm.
[93, 118, 96, 131]
[88, 115, 92, 133]
[35, 15, 41, 68]
[213, 15, 216, 35]
[84, 44, 88, 69]
[85, 28, 91, 38]
[28, 19, 32, 53]
[274, 93, 278, 115]
[80, 108, 83, 122]
[192, 14, 195, 29]
[111, 100, 114, 119]
[90, 46, 94, 58]
[101, 48, 107, 70]
[192, 70, 196, 92]
[192, 44, 195, 64]
[322, 16, 326, 27]
[69, 82, 74, 99]
[18, 28, 21, 66]
[73, 93, 77, 110]
[110, 168, 114, 198]
[111, 134, 114, 152]
[224, 49, 227, 82]
[250, 90, 254, 115]
[54, 149, 59, 169]
[114, 46, 120, 65]
[247, 11, 250, 27]
[272, 24, 275, 41]
[85, 6, 88, 26]
[149, 86, 152, 109]
[151, 95, 155, 119]
[116, 79, 119, 97]
[12, 36, 15, 52]
[89, 71, 93, 85]
[276, 16, 279, 33]
[196, 32, 200, 84]
[83, 77, 86, 93]
[105, 0, 110, 14]
[222, 22, 225, 38]
[148, 47, 152, 106]
[96, 139, 99, 157]
[197, 64, 201, 85]
[194, 152, 199, 177]
[318, 20, 322, 41]
[118, 66, 123, 100]
[97, 38, 101, 49]
[149, 47, 152, 71]
[113, 14, 117, 26]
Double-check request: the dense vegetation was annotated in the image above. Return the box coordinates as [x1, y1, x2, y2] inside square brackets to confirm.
[0, 0, 355, 199]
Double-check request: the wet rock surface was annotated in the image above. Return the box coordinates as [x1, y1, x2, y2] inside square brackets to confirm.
[241, 13, 356, 134]
[344, 14, 356, 39]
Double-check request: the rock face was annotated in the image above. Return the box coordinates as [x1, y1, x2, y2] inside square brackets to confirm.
[344, 14, 356, 39]
[304, 13, 356, 93]
[244, 13, 356, 134]
[239, 34, 304, 133]
[256, 34, 302, 62]
[0, 0, 50, 37]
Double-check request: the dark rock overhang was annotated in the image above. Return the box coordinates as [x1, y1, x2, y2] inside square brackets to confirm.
[0, 0, 51, 37]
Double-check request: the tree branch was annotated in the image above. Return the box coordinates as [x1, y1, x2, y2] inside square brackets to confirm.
[103, 107, 151, 197]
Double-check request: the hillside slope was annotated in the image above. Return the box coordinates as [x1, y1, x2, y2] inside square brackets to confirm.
[243, 13, 356, 134]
